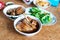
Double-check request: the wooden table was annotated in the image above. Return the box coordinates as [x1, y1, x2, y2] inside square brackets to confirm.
[0, 0, 60, 40]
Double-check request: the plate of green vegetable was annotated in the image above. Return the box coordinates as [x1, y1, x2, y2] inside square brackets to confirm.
[25, 7, 56, 26]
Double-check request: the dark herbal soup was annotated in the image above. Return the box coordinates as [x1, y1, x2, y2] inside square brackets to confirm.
[16, 17, 40, 33]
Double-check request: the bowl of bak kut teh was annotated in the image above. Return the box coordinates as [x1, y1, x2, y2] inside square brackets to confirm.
[3, 4, 25, 20]
[14, 15, 42, 36]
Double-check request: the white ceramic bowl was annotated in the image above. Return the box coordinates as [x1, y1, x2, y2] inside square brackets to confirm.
[3, 5, 25, 20]
[14, 15, 42, 36]
[33, 0, 50, 9]
[25, 7, 57, 26]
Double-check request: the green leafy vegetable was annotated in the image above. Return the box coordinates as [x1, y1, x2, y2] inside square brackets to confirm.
[29, 7, 51, 24]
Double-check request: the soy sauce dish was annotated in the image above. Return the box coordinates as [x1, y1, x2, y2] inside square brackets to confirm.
[14, 15, 42, 36]
[3, 5, 25, 20]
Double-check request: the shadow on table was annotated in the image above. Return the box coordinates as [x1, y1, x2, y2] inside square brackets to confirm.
[0, 11, 24, 36]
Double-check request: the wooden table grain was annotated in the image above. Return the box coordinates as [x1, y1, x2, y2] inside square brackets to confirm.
[0, 0, 60, 40]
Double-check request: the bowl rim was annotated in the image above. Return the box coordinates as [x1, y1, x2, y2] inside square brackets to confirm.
[14, 15, 42, 36]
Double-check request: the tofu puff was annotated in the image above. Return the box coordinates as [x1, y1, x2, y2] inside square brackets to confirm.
[16, 17, 39, 33]
[36, 0, 49, 7]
